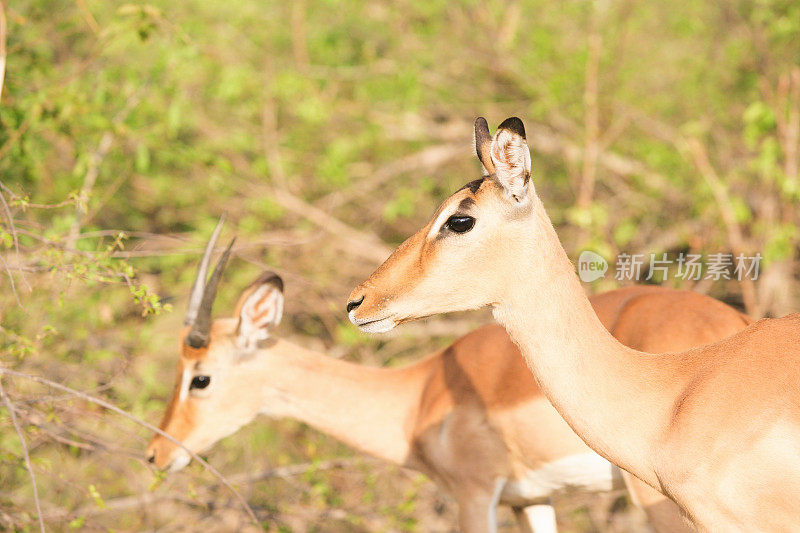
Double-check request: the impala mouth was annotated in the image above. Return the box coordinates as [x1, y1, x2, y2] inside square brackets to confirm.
[167, 451, 192, 472]
[348, 312, 398, 334]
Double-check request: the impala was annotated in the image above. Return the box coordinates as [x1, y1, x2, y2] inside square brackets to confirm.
[148, 222, 748, 532]
[347, 116, 800, 530]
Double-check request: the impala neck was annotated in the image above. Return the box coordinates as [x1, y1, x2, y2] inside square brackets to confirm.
[252, 339, 424, 465]
[491, 200, 681, 486]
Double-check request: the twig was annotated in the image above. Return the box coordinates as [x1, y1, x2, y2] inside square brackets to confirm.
[578, 4, 602, 209]
[0, 368, 261, 527]
[0, 377, 45, 533]
[684, 138, 759, 316]
[497, 0, 521, 50]
[0, 0, 6, 105]
[0, 182, 31, 296]
[65, 131, 114, 248]
[227, 457, 375, 485]
[510, 118, 682, 202]
[777, 67, 800, 188]
[74, 0, 99, 34]
[0, 116, 32, 162]
[290, 0, 309, 67]
[261, 78, 287, 189]
[65, 93, 142, 248]
[270, 187, 391, 264]
[320, 143, 465, 208]
[0, 249, 21, 306]
[42, 457, 377, 521]
[27, 421, 100, 452]
[615, 105, 762, 314]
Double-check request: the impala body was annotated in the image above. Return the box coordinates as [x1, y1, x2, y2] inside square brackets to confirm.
[348, 116, 800, 530]
[148, 223, 747, 532]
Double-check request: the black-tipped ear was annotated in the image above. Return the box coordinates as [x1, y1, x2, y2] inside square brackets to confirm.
[474, 117, 495, 175]
[497, 117, 526, 139]
[490, 117, 532, 202]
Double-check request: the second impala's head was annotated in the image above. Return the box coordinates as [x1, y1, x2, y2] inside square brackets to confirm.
[348, 117, 553, 333]
[146, 220, 285, 471]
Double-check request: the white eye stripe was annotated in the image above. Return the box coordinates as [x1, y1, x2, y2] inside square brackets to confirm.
[178, 368, 192, 402]
[428, 207, 461, 239]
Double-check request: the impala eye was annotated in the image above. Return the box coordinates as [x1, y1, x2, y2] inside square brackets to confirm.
[190, 375, 211, 390]
[444, 215, 475, 234]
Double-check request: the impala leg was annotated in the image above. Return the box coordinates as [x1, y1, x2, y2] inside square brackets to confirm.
[513, 503, 557, 533]
[454, 480, 505, 533]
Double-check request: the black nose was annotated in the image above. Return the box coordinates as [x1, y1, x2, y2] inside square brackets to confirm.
[346, 295, 364, 313]
[147, 452, 156, 464]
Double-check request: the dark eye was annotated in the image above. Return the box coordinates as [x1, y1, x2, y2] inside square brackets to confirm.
[444, 215, 475, 234]
[190, 375, 211, 390]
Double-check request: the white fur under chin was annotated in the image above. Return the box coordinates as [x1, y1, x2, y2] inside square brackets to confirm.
[169, 452, 191, 472]
[356, 317, 397, 334]
[348, 310, 397, 333]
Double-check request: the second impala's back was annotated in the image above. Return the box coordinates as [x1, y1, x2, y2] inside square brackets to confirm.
[408, 285, 749, 530]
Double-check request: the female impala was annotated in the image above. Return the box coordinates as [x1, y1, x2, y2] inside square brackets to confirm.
[348, 116, 800, 530]
[149, 222, 747, 532]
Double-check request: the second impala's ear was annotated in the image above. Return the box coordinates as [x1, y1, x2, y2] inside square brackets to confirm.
[490, 117, 532, 202]
[234, 272, 284, 350]
[474, 117, 495, 175]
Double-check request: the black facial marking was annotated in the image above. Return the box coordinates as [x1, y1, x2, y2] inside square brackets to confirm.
[457, 197, 476, 211]
[457, 177, 486, 195]
[497, 117, 526, 140]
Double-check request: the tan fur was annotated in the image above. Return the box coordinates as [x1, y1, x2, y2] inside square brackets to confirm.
[348, 117, 800, 531]
[150, 278, 747, 532]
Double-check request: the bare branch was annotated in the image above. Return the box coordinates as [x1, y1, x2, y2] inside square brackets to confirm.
[0, 249, 21, 306]
[684, 138, 759, 317]
[65, 131, 114, 248]
[290, 0, 309, 66]
[0, 368, 261, 527]
[783, 68, 800, 186]
[66, 94, 142, 248]
[0, 377, 45, 533]
[74, 0, 99, 34]
[42, 458, 374, 521]
[321, 142, 466, 208]
[0, 181, 31, 296]
[0, 117, 32, 162]
[0, 0, 6, 105]
[270, 187, 391, 264]
[261, 92, 287, 190]
[578, 5, 602, 209]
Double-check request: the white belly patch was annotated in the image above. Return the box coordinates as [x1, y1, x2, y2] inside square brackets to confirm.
[501, 452, 622, 505]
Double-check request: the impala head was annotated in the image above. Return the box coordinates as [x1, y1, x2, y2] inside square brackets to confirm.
[348, 117, 556, 332]
[146, 220, 285, 471]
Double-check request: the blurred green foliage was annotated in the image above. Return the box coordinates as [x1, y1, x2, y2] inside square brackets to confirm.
[1, 0, 800, 530]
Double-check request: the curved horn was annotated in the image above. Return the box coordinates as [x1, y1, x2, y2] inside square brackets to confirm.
[185, 238, 235, 349]
[185, 216, 226, 326]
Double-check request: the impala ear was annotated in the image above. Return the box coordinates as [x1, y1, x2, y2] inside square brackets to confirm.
[490, 117, 532, 202]
[234, 272, 284, 350]
[474, 117, 495, 175]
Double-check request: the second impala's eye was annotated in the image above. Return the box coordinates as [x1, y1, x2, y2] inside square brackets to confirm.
[444, 215, 475, 234]
[190, 375, 211, 390]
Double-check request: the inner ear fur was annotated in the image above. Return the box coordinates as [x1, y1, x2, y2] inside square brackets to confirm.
[234, 271, 284, 340]
[490, 116, 532, 201]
